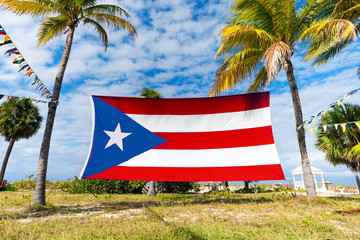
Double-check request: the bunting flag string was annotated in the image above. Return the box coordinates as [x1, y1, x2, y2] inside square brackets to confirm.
[306, 121, 360, 135]
[0, 24, 53, 99]
[0, 93, 49, 103]
[297, 87, 360, 131]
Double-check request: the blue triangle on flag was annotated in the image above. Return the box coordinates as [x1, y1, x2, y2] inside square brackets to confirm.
[81, 96, 167, 179]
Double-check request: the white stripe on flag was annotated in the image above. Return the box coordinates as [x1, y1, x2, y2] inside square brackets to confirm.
[119, 144, 280, 167]
[127, 107, 271, 132]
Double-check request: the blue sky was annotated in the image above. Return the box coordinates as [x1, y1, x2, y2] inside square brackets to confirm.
[1, 0, 360, 186]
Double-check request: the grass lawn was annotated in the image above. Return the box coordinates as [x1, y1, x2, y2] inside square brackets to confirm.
[0, 191, 360, 239]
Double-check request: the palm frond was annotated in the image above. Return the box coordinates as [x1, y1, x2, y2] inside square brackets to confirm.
[82, 18, 108, 49]
[233, 0, 275, 35]
[292, 0, 322, 41]
[337, 2, 360, 21]
[139, 88, 162, 98]
[247, 66, 268, 92]
[82, 4, 131, 18]
[37, 16, 68, 47]
[79, 0, 99, 8]
[300, 18, 357, 47]
[309, 37, 354, 66]
[209, 48, 263, 96]
[262, 41, 290, 83]
[84, 13, 136, 36]
[0, 0, 56, 17]
[215, 24, 273, 58]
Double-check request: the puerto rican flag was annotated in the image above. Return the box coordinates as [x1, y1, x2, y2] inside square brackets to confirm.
[80, 92, 284, 181]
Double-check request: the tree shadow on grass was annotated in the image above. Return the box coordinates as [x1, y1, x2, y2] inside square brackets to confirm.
[0, 193, 276, 221]
[144, 206, 205, 240]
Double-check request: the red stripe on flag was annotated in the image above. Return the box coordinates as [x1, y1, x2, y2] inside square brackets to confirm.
[96, 92, 269, 115]
[154, 126, 274, 149]
[85, 164, 285, 181]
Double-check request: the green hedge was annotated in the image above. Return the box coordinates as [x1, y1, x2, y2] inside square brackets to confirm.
[66, 177, 147, 194]
[156, 182, 201, 193]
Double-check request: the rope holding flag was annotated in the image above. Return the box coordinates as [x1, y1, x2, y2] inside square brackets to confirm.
[0, 24, 53, 99]
[297, 87, 360, 131]
[0, 93, 49, 103]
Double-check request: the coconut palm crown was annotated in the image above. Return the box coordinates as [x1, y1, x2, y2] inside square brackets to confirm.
[0, 98, 42, 141]
[0, 98, 42, 186]
[139, 88, 163, 99]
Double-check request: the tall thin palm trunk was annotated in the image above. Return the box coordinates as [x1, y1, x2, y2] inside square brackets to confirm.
[32, 27, 75, 205]
[0, 138, 15, 185]
[354, 171, 360, 194]
[147, 181, 156, 196]
[282, 56, 317, 198]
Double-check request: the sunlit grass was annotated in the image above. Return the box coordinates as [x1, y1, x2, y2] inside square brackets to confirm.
[1, 191, 359, 239]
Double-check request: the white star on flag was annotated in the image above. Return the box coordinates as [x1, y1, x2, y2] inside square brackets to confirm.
[104, 123, 132, 151]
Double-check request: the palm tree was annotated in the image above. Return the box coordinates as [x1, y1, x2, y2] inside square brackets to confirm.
[0, 98, 42, 185]
[139, 88, 162, 197]
[315, 104, 360, 193]
[300, 0, 359, 68]
[0, 0, 136, 205]
[210, 0, 320, 197]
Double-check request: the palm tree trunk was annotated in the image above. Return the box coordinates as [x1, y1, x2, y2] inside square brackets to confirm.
[0, 138, 15, 185]
[244, 181, 249, 189]
[147, 181, 156, 196]
[354, 171, 360, 194]
[32, 27, 75, 205]
[282, 56, 317, 198]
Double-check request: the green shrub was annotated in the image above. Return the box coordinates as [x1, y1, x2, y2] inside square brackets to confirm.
[234, 185, 270, 194]
[156, 182, 201, 193]
[273, 186, 295, 192]
[0, 183, 17, 192]
[66, 177, 147, 194]
[11, 179, 72, 190]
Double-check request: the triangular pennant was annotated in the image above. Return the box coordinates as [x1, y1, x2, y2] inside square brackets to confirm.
[25, 69, 33, 76]
[12, 55, 22, 62]
[4, 47, 18, 55]
[323, 125, 327, 131]
[18, 64, 29, 72]
[13, 58, 25, 64]
[355, 121, 360, 130]
[0, 94, 4, 100]
[334, 124, 339, 130]
[340, 123, 347, 132]
[308, 127, 314, 135]
[0, 35, 10, 44]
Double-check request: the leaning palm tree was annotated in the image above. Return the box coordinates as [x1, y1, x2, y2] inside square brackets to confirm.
[0, 0, 136, 205]
[0, 98, 42, 185]
[139, 88, 162, 197]
[315, 104, 360, 193]
[210, 0, 321, 197]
